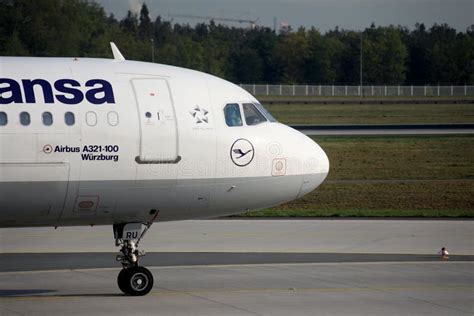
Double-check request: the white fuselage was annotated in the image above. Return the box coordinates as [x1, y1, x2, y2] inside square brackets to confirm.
[0, 57, 329, 228]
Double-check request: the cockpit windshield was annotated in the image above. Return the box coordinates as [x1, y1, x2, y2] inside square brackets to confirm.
[254, 103, 277, 122]
[224, 103, 242, 126]
[224, 102, 277, 127]
[243, 103, 267, 126]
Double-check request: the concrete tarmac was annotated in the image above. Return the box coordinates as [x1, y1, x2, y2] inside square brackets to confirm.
[1, 220, 473, 315]
[1, 219, 473, 254]
[1, 263, 473, 315]
[1, 252, 472, 273]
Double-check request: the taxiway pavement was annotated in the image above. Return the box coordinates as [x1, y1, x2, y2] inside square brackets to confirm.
[1, 220, 473, 315]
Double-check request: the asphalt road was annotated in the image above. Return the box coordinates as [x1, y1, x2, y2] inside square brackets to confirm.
[1, 252, 472, 272]
[1, 262, 472, 315]
[1, 220, 473, 315]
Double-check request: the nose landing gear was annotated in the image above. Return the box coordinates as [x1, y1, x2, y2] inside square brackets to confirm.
[114, 222, 154, 296]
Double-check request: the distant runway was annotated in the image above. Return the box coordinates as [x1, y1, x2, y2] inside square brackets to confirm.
[1, 220, 473, 315]
[291, 123, 474, 135]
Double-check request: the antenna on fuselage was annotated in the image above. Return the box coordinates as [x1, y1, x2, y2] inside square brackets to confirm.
[110, 42, 125, 61]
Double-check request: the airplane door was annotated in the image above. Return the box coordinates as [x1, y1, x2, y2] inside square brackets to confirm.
[132, 79, 180, 163]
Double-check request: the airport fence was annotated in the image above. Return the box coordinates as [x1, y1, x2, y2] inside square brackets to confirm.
[239, 84, 474, 97]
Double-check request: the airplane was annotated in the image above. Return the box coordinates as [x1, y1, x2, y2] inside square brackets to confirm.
[0, 43, 329, 296]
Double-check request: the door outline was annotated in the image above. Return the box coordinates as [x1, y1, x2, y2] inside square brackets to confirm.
[131, 78, 181, 164]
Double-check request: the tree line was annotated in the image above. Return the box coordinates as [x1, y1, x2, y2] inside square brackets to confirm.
[1, 0, 473, 85]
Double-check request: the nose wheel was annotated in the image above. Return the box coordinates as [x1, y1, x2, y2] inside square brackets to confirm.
[114, 221, 155, 296]
[117, 266, 154, 296]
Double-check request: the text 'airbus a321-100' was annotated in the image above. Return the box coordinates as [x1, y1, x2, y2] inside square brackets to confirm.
[0, 43, 329, 296]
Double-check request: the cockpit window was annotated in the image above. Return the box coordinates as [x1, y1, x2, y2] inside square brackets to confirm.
[254, 103, 277, 122]
[243, 103, 267, 126]
[224, 103, 242, 127]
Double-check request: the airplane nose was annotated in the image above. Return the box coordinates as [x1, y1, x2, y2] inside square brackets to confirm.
[297, 135, 330, 198]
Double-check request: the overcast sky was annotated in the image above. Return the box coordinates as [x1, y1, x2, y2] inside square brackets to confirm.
[94, 0, 473, 32]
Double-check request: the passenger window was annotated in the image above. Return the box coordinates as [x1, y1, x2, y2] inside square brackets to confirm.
[65, 112, 75, 126]
[20, 112, 30, 126]
[86, 111, 97, 126]
[224, 103, 242, 127]
[243, 103, 267, 126]
[0, 112, 7, 126]
[107, 111, 119, 126]
[42, 112, 53, 126]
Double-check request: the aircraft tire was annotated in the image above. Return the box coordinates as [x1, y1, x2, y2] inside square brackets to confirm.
[118, 266, 154, 296]
[117, 268, 129, 294]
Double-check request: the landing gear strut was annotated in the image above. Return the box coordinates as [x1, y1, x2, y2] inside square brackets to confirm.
[114, 222, 154, 296]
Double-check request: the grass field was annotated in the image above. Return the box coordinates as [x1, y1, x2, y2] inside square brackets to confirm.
[241, 135, 474, 217]
[263, 103, 474, 125]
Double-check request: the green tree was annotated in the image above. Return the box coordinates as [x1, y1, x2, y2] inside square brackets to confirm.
[2, 30, 29, 56]
[275, 27, 309, 83]
[157, 36, 204, 71]
[0, 0, 471, 85]
[229, 46, 263, 83]
[327, 29, 361, 85]
[363, 26, 407, 84]
[120, 10, 138, 35]
[461, 25, 474, 84]
[138, 3, 152, 40]
[453, 33, 474, 84]
[306, 28, 344, 84]
[201, 37, 229, 77]
[428, 24, 459, 84]
[153, 16, 173, 49]
[405, 23, 431, 84]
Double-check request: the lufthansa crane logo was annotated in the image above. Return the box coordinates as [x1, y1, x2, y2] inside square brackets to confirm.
[230, 139, 254, 167]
